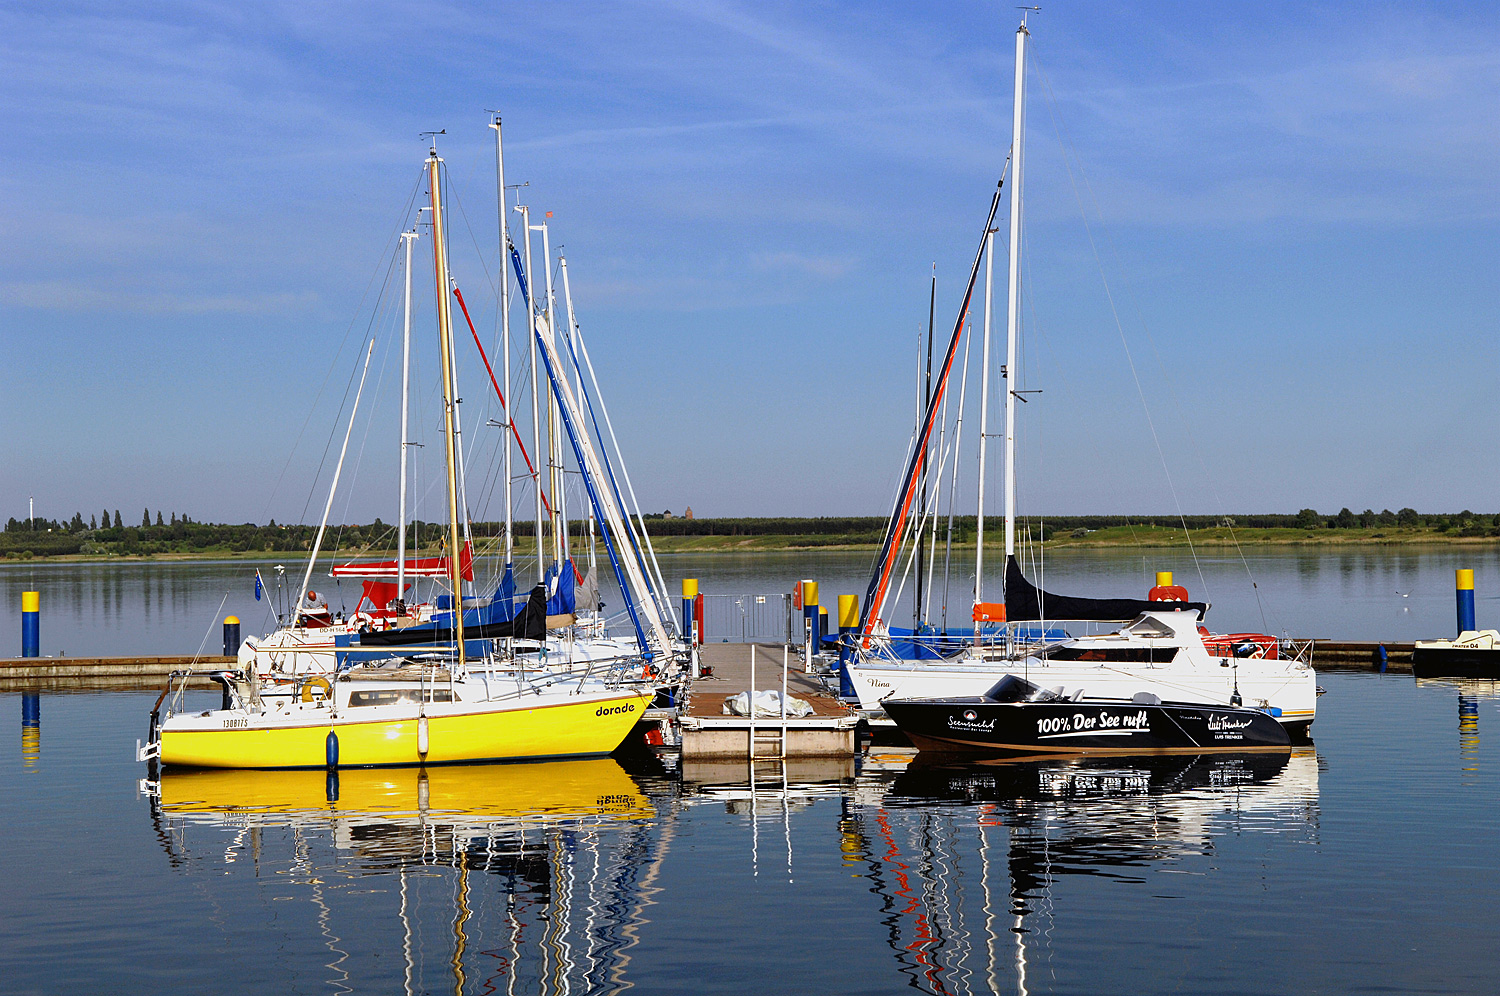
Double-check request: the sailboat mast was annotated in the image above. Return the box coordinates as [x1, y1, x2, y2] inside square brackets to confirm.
[537, 220, 567, 567]
[1003, 18, 1028, 561]
[916, 265, 935, 629]
[397, 229, 417, 600]
[519, 204, 546, 582]
[559, 254, 598, 585]
[427, 146, 467, 667]
[975, 228, 995, 616]
[490, 115, 513, 569]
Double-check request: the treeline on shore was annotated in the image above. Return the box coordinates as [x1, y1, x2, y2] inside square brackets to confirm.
[5, 506, 1500, 559]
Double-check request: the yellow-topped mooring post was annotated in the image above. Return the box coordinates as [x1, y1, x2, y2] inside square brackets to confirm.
[1457, 569, 1476, 635]
[837, 594, 859, 696]
[681, 579, 698, 645]
[222, 616, 241, 658]
[21, 591, 39, 658]
[801, 580, 819, 673]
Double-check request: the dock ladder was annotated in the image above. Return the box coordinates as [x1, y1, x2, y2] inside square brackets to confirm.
[747, 644, 789, 762]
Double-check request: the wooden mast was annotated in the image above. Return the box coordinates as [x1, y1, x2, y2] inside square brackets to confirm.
[427, 142, 466, 668]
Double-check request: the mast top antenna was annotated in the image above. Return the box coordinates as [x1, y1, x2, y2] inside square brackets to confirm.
[1017, 5, 1039, 28]
[420, 128, 446, 154]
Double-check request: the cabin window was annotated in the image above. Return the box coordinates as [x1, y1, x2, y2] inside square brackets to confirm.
[348, 688, 454, 707]
[1043, 646, 1179, 664]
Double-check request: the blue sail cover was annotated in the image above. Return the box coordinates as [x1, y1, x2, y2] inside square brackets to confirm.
[546, 559, 577, 616]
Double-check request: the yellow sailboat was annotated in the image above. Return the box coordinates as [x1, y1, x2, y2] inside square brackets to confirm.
[140, 142, 654, 771]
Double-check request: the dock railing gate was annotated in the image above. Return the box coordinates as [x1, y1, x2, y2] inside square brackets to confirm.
[698, 593, 796, 645]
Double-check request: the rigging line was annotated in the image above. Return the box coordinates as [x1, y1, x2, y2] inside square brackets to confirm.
[1031, 50, 1207, 595]
[333, 250, 407, 557]
[1035, 72, 1260, 619]
[269, 166, 425, 526]
[453, 284, 553, 515]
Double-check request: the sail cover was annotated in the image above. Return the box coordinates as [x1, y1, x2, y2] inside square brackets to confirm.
[1004, 556, 1206, 622]
[359, 583, 548, 645]
[331, 542, 474, 581]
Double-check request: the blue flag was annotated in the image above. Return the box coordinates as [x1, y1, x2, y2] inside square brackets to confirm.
[254, 570, 264, 602]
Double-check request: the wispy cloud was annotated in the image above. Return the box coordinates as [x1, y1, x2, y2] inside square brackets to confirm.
[4, 280, 320, 315]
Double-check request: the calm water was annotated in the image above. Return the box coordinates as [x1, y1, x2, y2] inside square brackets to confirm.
[5, 547, 1500, 655]
[3, 552, 1499, 994]
[2, 672, 1498, 994]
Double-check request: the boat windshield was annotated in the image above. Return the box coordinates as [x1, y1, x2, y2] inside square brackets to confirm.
[983, 674, 1064, 703]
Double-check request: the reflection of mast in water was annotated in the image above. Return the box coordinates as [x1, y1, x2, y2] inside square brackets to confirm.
[146, 759, 661, 994]
[845, 751, 1320, 995]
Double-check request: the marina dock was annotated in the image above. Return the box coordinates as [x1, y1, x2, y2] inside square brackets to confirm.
[679, 643, 858, 760]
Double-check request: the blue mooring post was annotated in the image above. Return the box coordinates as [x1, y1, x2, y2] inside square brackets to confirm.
[1457, 569, 1476, 635]
[222, 616, 240, 657]
[1374, 645, 1388, 672]
[21, 591, 39, 658]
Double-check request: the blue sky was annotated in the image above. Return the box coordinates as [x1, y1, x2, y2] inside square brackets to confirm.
[2, 0, 1496, 525]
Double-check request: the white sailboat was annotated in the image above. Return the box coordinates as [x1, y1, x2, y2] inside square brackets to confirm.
[846, 16, 1317, 735]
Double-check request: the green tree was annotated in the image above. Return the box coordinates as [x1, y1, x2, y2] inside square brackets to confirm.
[1359, 509, 1375, 528]
[89, 514, 97, 530]
[1397, 507, 1419, 526]
[1335, 507, 1356, 528]
[1295, 508, 1320, 529]
[142, 508, 150, 528]
[155, 511, 164, 526]
[113, 510, 123, 529]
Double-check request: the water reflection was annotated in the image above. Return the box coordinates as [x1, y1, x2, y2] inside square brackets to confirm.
[842, 750, 1321, 995]
[147, 758, 670, 995]
[1415, 677, 1500, 776]
[20, 692, 39, 768]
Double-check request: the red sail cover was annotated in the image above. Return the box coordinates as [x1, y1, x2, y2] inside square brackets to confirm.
[330, 541, 474, 581]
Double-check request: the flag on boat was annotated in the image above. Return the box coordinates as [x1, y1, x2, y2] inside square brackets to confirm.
[254, 570, 264, 602]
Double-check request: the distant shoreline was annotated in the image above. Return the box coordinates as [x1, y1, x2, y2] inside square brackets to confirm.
[5, 525, 1499, 565]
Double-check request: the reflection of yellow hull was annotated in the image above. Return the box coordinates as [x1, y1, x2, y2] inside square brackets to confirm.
[158, 758, 654, 823]
[159, 691, 652, 769]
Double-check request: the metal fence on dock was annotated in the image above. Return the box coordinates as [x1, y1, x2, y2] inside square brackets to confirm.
[699, 593, 796, 644]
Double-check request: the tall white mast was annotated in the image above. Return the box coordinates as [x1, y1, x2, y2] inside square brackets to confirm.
[559, 254, 598, 585]
[428, 143, 467, 668]
[490, 115, 513, 571]
[517, 204, 546, 582]
[1003, 17, 1028, 561]
[397, 229, 417, 600]
[974, 229, 996, 617]
[534, 220, 567, 567]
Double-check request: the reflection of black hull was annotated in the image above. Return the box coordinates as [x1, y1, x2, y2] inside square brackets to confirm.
[888, 750, 1292, 804]
[1412, 647, 1500, 679]
[883, 696, 1290, 756]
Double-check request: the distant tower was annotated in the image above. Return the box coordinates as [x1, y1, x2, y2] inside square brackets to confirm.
[685, 506, 694, 520]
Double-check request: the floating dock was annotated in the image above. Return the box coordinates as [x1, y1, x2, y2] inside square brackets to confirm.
[679, 643, 858, 760]
[0, 656, 235, 688]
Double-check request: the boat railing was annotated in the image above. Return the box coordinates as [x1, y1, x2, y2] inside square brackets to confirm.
[1280, 638, 1315, 666]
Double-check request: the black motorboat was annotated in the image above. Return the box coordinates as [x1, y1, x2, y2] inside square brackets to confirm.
[882, 675, 1290, 756]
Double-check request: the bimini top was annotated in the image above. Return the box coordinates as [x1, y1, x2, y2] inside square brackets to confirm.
[1004, 556, 1207, 623]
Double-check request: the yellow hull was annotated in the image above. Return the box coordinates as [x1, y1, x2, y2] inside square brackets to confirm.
[158, 758, 654, 823]
[159, 691, 653, 769]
